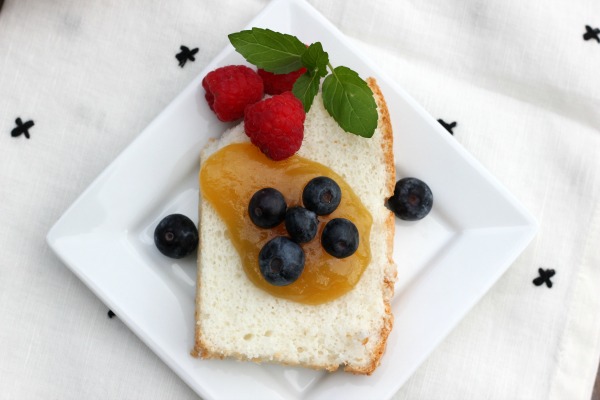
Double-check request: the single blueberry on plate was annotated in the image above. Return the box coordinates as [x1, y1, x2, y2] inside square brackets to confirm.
[285, 206, 318, 243]
[302, 176, 342, 215]
[387, 177, 433, 221]
[154, 214, 198, 258]
[258, 236, 305, 286]
[248, 188, 287, 228]
[321, 218, 359, 259]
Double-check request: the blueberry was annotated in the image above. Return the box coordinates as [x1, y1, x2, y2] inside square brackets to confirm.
[154, 214, 198, 259]
[258, 236, 305, 286]
[248, 188, 287, 228]
[387, 177, 433, 221]
[285, 207, 318, 243]
[302, 176, 342, 215]
[321, 218, 359, 259]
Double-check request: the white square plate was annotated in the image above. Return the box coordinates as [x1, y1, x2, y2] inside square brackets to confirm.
[46, 0, 537, 398]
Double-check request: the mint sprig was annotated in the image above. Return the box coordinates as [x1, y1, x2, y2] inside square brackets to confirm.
[228, 28, 377, 138]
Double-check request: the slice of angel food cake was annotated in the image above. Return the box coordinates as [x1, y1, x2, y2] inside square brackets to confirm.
[193, 28, 398, 374]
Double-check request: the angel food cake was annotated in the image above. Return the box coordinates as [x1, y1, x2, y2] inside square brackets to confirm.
[192, 76, 397, 374]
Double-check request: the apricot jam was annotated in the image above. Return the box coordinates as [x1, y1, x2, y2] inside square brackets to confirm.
[200, 143, 372, 305]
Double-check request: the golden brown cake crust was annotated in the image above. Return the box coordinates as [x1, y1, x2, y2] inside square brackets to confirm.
[343, 78, 396, 375]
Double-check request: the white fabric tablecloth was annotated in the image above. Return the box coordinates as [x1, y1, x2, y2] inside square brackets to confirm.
[1, 0, 599, 399]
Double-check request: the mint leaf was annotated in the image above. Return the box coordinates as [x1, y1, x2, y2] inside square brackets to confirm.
[301, 42, 329, 78]
[292, 42, 329, 112]
[292, 72, 321, 112]
[228, 28, 306, 74]
[321, 66, 377, 138]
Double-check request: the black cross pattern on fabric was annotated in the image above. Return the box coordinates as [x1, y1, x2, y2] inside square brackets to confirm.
[107, 310, 116, 319]
[437, 119, 457, 135]
[533, 268, 555, 288]
[11, 117, 35, 139]
[583, 25, 600, 43]
[176, 45, 199, 67]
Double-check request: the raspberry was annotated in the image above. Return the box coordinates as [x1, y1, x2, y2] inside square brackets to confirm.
[244, 92, 306, 161]
[257, 67, 307, 95]
[202, 65, 263, 122]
